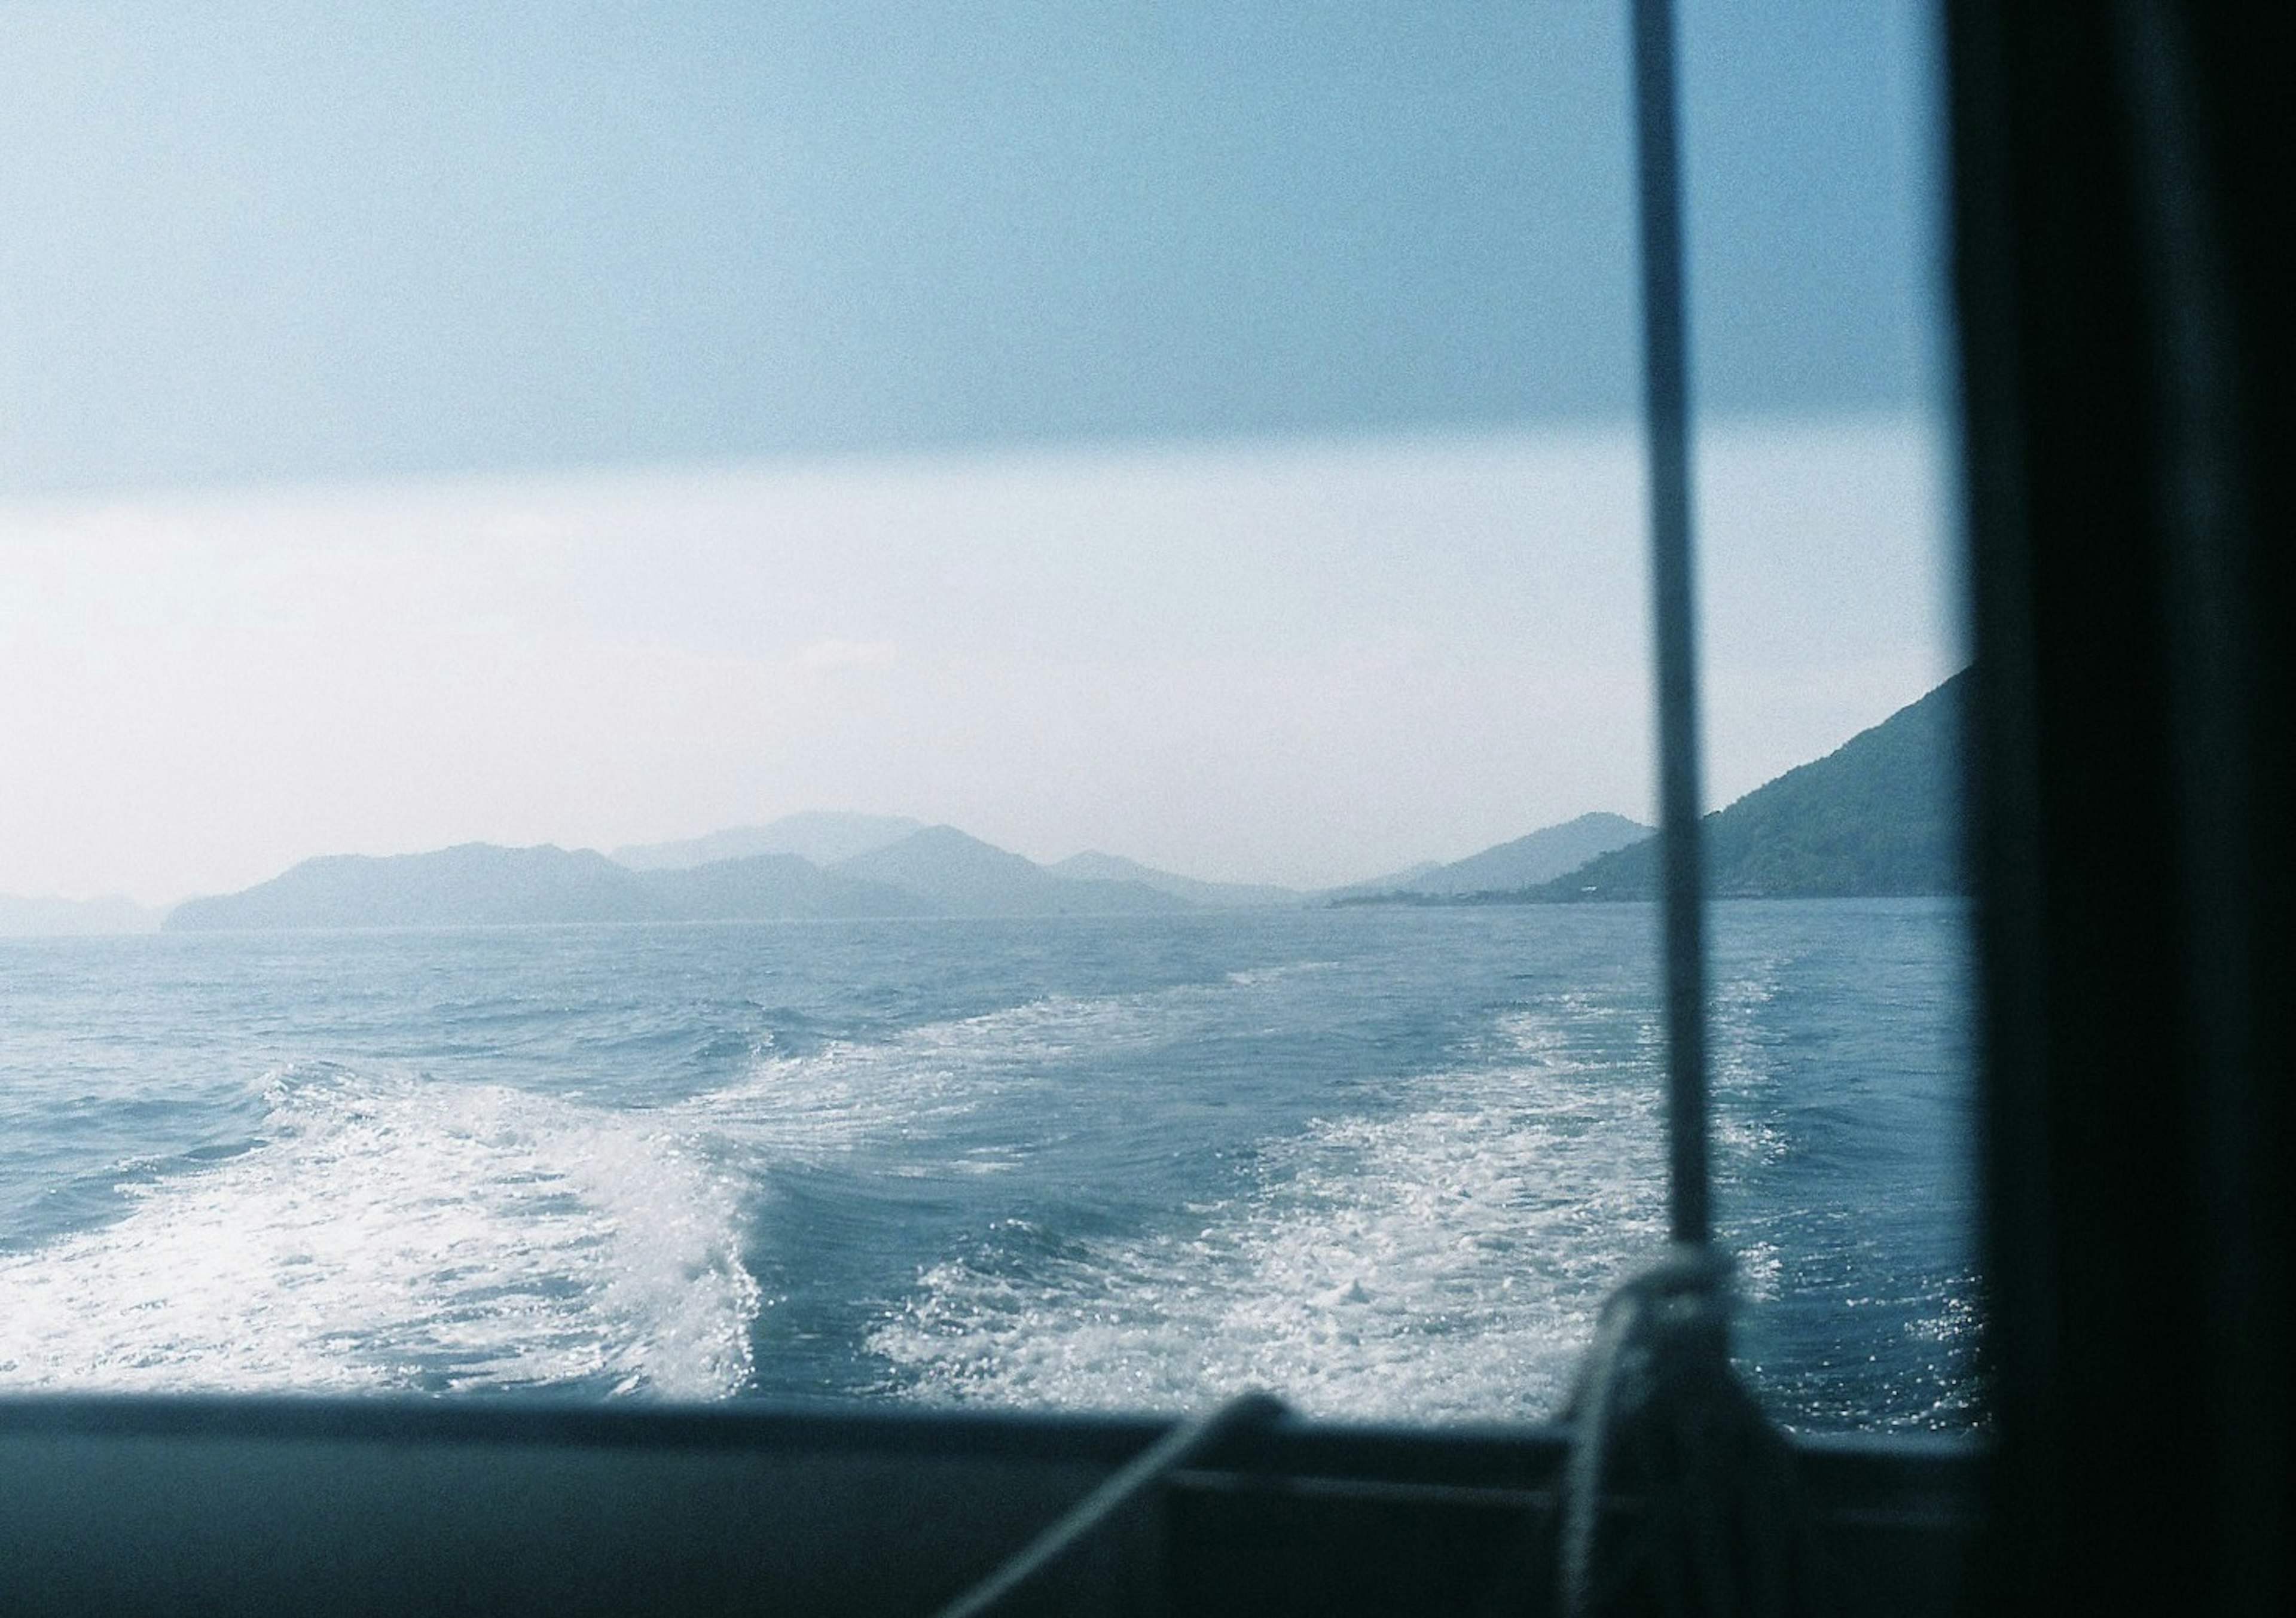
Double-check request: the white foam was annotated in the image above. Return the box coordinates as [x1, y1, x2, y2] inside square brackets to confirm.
[869, 1012, 1674, 1423]
[1223, 961, 1338, 988]
[4, 958, 1939, 1419]
[0, 991, 1168, 1398]
[0, 985, 1161, 1399]
[0, 1065, 756, 1397]
[691, 993, 1173, 1158]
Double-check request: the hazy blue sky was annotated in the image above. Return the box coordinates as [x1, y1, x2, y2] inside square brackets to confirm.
[1, 1, 1941, 484]
[0, 2, 1955, 900]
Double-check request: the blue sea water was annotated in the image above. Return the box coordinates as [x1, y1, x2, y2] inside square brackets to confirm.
[0, 901, 1977, 1431]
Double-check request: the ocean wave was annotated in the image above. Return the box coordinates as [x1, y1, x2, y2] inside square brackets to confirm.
[0, 1063, 756, 1397]
[0, 923, 1976, 1428]
[0, 987, 1176, 1397]
[868, 1012, 1674, 1423]
[690, 992, 1162, 1157]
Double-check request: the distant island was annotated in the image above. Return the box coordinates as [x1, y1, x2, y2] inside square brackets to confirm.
[56, 671, 1965, 933]
[1339, 671, 1966, 905]
[161, 827, 1195, 932]
[1324, 813, 1652, 903]
[0, 894, 164, 938]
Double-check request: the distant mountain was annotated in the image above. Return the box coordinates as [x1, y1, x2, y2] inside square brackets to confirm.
[0, 894, 163, 936]
[613, 812, 923, 871]
[832, 827, 1186, 916]
[1047, 851, 1302, 909]
[164, 844, 924, 930]
[166, 844, 670, 930]
[640, 853, 926, 919]
[1320, 861, 1443, 901]
[1397, 813, 1651, 897]
[164, 826, 1194, 930]
[1527, 672, 1967, 900]
[1322, 816, 1649, 905]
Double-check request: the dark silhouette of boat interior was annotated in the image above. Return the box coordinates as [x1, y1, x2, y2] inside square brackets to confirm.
[0, 4, 2282, 1612]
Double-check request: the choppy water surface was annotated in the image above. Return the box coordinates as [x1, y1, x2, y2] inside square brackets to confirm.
[0, 903, 1977, 1430]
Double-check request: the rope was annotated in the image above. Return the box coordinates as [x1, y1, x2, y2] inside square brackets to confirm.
[1556, 1247, 1829, 1618]
[931, 1390, 1284, 1618]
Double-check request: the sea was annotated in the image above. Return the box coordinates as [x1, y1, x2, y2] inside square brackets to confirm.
[0, 900, 1979, 1433]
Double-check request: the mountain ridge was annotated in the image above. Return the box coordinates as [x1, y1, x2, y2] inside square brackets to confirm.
[163, 827, 1189, 930]
[1330, 812, 1650, 899]
[612, 812, 923, 871]
[0, 893, 165, 936]
[1047, 851, 1303, 909]
[831, 827, 1188, 917]
[153, 677, 1966, 932]
[1523, 673, 1966, 900]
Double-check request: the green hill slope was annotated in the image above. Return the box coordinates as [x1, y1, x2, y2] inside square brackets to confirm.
[1532, 671, 1967, 900]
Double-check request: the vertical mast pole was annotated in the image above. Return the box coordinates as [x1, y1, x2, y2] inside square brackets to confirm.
[1631, 0, 1712, 1247]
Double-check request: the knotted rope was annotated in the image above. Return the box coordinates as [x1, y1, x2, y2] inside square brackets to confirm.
[1556, 1246, 1830, 1618]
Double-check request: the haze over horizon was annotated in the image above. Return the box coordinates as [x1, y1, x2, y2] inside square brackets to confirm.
[2, 419, 1958, 906]
[1, 2, 1955, 906]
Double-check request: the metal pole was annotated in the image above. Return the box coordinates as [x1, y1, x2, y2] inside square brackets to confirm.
[1630, 0, 1712, 1247]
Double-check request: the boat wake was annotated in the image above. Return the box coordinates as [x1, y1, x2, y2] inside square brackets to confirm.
[870, 1011, 1672, 1422]
[0, 1063, 756, 1397]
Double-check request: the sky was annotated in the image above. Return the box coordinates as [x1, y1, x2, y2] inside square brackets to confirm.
[0, 1, 1957, 901]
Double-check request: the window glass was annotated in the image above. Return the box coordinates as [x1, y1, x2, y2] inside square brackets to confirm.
[0, 2, 1972, 1433]
[1675, 1, 1977, 1431]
